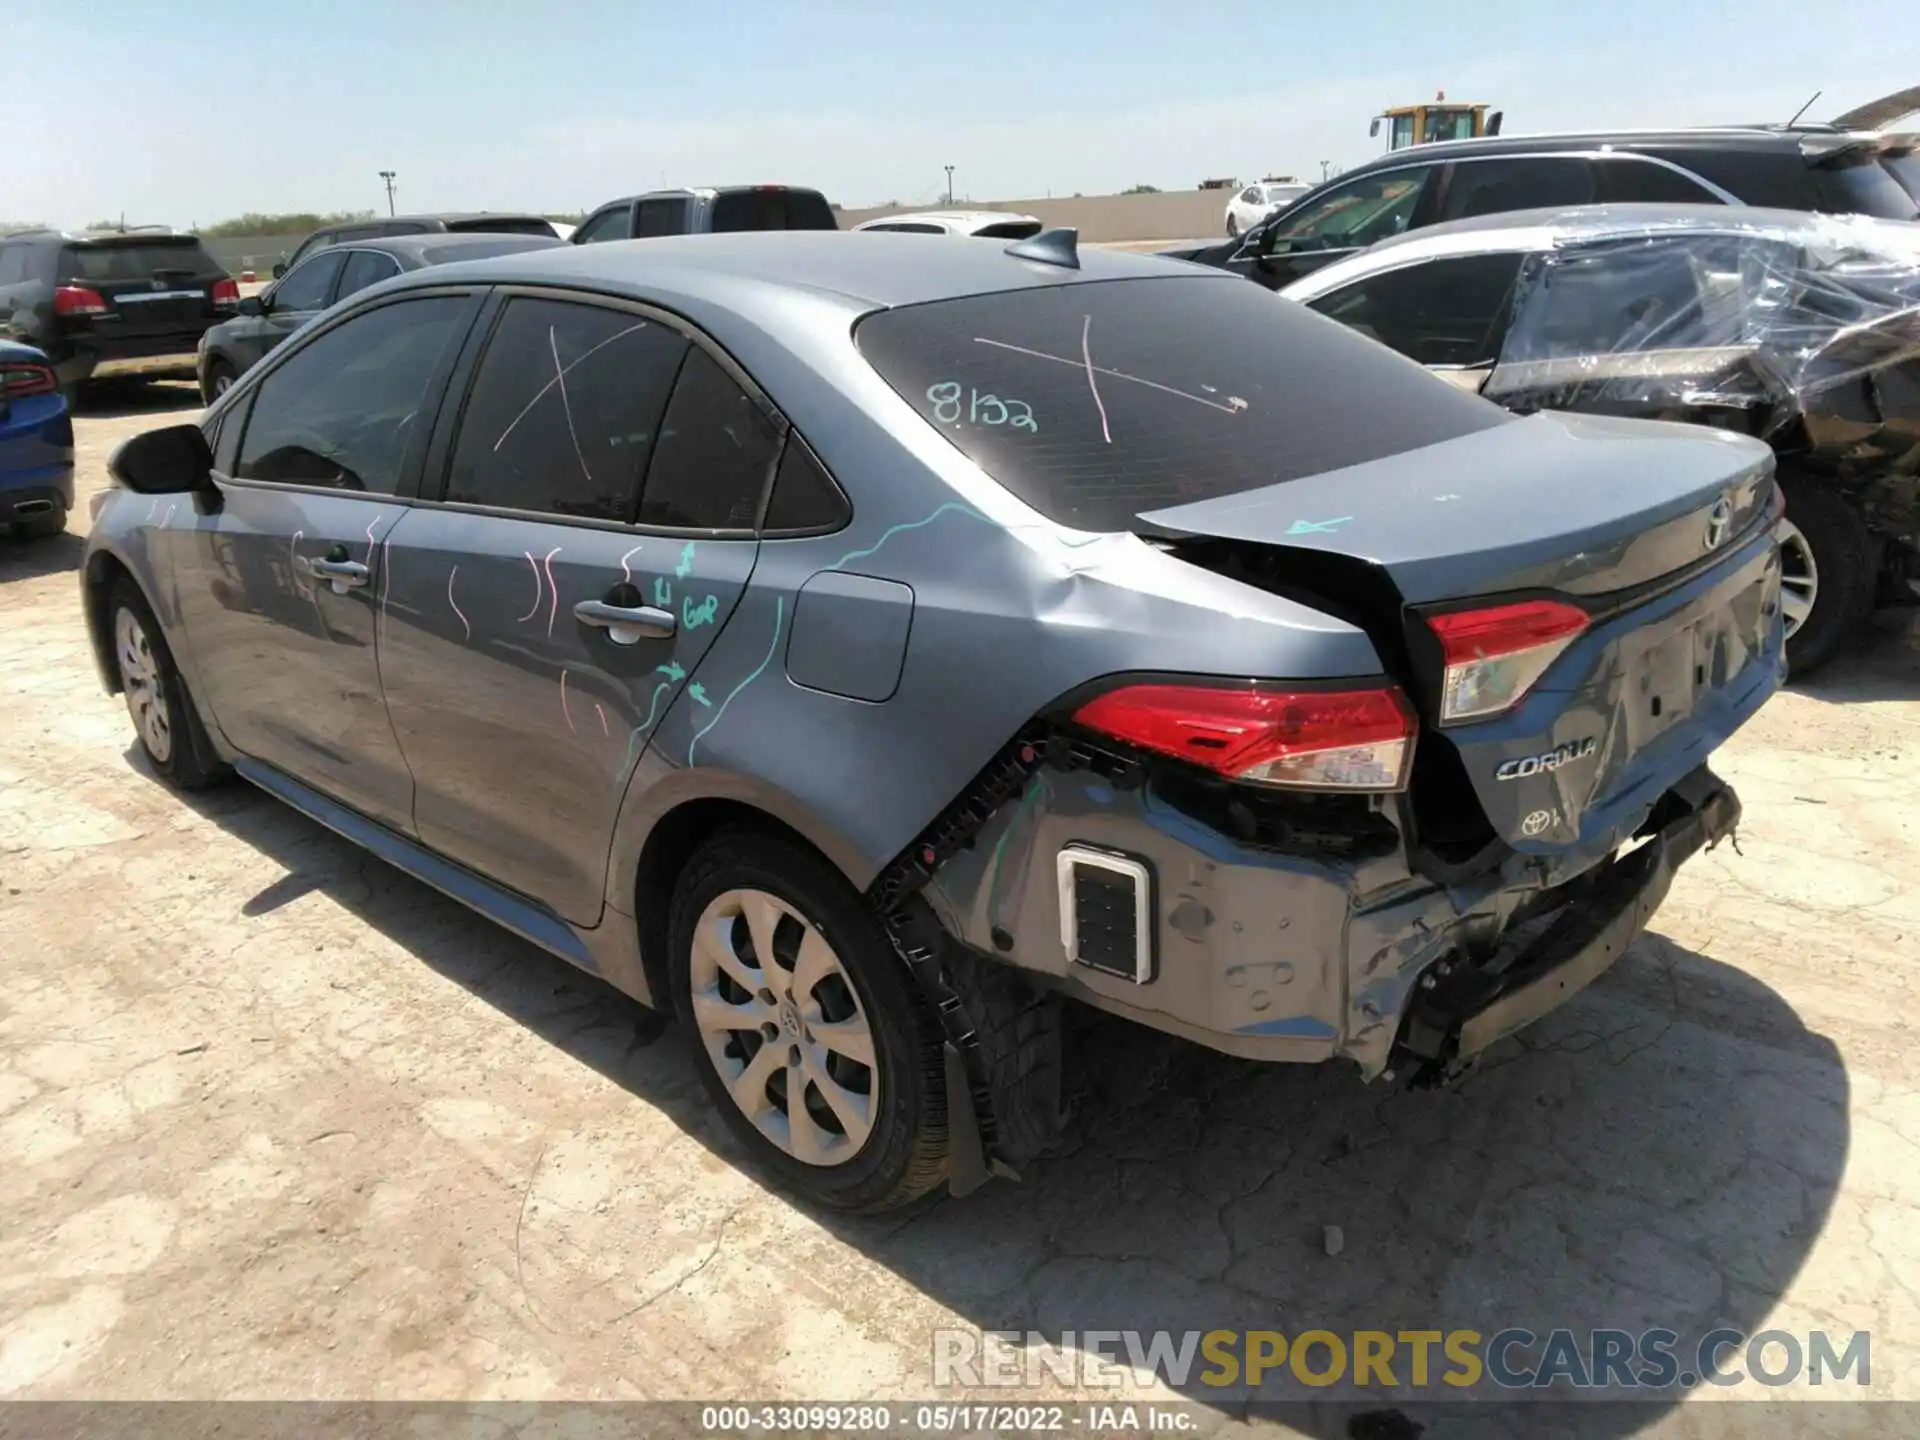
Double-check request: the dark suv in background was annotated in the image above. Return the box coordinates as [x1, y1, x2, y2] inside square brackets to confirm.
[1169, 121, 1920, 289]
[571, 185, 837, 242]
[0, 228, 237, 395]
[274, 212, 560, 277]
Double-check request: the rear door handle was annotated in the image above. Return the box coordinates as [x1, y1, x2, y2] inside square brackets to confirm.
[573, 599, 676, 644]
[300, 556, 369, 592]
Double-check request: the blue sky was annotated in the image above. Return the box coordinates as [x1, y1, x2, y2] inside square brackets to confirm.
[11, 0, 1917, 227]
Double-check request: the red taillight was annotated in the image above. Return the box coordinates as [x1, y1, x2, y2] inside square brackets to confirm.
[1, 363, 58, 399]
[1427, 599, 1590, 724]
[1073, 683, 1417, 793]
[53, 285, 110, 318]
[211, 277, 240, 308]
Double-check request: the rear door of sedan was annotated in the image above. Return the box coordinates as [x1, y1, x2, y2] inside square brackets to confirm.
[376, 288, 779, 925]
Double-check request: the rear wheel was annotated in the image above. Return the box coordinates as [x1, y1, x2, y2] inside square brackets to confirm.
[108, 580, 228, 789]
[1778, 477, 1876, 676]
[669, 831, 948, 1213]
[1226, 214, 1240, 238]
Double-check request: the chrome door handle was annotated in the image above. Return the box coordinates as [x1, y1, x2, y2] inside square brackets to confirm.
[299, 556, 369, 592]
[573, 599, 676, 644]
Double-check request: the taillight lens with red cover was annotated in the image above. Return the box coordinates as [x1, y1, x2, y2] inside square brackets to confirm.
[211, 277, 240, 308]
[1074, 683, 1417, 793]
[53, 285, 110, 318]
[1428, 598, 1590, 725]
[1, 362, 58, 399]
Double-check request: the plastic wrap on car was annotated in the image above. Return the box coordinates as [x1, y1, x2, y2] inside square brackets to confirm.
[1484, 211, 1920, 485]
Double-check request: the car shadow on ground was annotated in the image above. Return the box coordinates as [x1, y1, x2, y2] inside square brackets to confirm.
[0, 528, 84, 581]
[1791, 611, 1920, 705]
[168, 767, 1849, 1438]
[71, 379, 203, 420]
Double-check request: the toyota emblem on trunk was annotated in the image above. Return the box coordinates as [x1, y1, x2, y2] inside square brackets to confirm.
[1705, 496, 1733, 550]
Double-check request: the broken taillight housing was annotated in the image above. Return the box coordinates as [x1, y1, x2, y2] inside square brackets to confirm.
[1428, 598, 1590, 724]
[0, 362, 58, 399]
[1073, 683, 1416, 793]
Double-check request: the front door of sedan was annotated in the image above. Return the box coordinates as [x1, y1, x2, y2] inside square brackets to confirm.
[1235, 164, 1441, 290]
[170, 290, 481, 832]
[378, 291, 781, 925]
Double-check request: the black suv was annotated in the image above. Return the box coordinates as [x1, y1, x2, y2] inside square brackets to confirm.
[571, 185, 837, 243]
[1168, 119, 1920, 289]
[274, 213, 560, 277]
[0, 229, 237, 394]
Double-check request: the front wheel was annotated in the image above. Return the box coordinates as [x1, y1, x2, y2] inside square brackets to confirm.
[1225, 214, 1240, 238]
[1778, 478, 1876, 676]
[108, 580, 228, 789]
[669, 831, 949, 1213]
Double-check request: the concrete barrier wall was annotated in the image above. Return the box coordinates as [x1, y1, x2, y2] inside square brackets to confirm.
[203, 235, 307, 276]
[839, 190, 1229, 243]
[193, 191, 1231, 275]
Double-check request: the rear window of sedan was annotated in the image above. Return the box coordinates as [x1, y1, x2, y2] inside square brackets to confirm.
[58, 237, 223, 283]
[854, 275, 1509, 533]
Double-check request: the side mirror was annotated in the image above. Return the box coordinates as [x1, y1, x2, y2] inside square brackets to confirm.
[109, 424, 214, 496]
[271, 262, 286, 278]
[1369, 117, 1381, 138]
[238, 295, 266, 317]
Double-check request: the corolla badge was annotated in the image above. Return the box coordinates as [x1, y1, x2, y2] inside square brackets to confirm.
[1495, 736, 1597, 781]
[1705, 496, 1734, 550]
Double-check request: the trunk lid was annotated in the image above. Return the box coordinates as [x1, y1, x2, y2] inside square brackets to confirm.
[1142, 411, 1785, 858]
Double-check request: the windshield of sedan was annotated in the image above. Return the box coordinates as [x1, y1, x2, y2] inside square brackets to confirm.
[855, 275, 1508, 533]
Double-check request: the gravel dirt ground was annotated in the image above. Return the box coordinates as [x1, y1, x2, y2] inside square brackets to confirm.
[2, 389, 1917, 1434]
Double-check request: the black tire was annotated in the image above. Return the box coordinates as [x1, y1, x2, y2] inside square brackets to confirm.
[18, 507, 67, 539]
[668, 830, 948, 1213]
[106, 578, 229, 790]
[1226, 215, 1240, 238]
[201, 357, 236, 407]
[1778, 476, 1876, 677]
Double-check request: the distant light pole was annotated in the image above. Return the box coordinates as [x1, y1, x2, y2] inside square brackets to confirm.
[1320, 159, 1331, 182]
[944, 166, 954, 206]
[379, 171, 398, 217]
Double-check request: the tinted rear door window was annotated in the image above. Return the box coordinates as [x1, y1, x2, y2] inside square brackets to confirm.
[336, 250, 401, 300]
[856, 276, 1507, 533]
[445, 298, 689, 520]
[709, 189, 838, 232]
[236, 296, 469, 493]
[1439, 157, 1596, 221]
[635, 199, 688, 237]
[637, 347, 784, 529]
[1595, 158, 1723, 204]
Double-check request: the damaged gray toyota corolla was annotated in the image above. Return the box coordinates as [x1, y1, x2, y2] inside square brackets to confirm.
[82, 230, 1785, 1213]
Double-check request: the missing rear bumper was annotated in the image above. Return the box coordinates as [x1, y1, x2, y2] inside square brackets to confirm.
[1392, 765, 1740, 1085]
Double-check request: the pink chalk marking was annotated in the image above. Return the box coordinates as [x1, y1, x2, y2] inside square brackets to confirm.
[542, 546, 562, 638]
[516, 550, 542, 622]
[559, 668, 577, 734]
[595, 702, 610, 736]
[447, 565, 471, 641]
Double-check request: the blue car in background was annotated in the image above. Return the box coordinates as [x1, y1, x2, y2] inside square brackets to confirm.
[0, 339, 74, 539]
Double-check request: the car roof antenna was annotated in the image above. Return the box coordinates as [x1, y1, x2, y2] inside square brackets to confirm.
[1006, 227, 1080, 269]
[1785, 89, 1822, 127]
